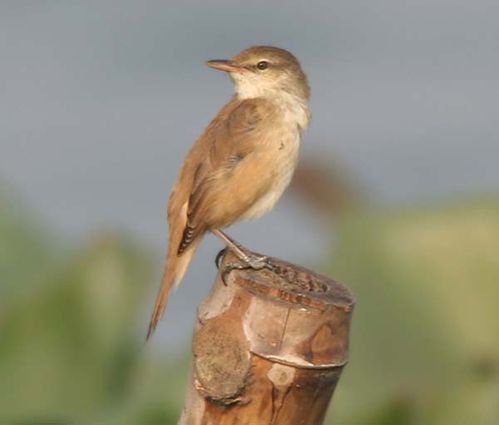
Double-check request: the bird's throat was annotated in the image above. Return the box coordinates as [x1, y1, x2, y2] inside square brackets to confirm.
[235, 86, 310, 130]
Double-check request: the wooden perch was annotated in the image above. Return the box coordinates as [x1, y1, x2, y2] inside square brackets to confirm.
[178, 249, 355, 425]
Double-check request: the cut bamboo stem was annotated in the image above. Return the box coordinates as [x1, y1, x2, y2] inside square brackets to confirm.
[178, 249, 355, 425]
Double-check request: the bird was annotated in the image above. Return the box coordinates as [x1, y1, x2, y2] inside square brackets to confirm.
[147, 46, 311, 339]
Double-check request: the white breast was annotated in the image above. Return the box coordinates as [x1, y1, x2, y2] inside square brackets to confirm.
[241, 128, 301, 221]
[236, 90, 309, 222]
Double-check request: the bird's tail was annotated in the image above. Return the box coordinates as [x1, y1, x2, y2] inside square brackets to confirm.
[146, 239, 199, 340]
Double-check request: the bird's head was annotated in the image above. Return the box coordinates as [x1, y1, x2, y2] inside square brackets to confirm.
[206, 46, 310, 102]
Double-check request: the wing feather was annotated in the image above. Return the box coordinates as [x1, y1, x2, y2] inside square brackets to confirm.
[177, 98, 277, 252]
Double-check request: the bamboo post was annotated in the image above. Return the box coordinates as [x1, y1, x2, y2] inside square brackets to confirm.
[178, 249, 355, 425]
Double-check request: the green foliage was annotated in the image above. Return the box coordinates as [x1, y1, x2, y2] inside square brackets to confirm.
[325, 198, 499, 425]
[0, 193, 56, 301]
[0, 192, 186, 423]
[2, 190, 498, 424]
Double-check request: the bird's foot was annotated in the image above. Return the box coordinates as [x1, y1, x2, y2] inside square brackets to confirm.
[215, 247, 269, 271]
[238, 251, 269, 270]
[220, 251, 274, 285]
[211, 229, 274, 284]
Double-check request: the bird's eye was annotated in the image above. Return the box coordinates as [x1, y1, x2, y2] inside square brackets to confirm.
[256, 61, 269, 70]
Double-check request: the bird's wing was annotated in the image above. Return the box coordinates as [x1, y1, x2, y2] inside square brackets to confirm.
[147, 98, 279, 338]
[177, 98, 278, 253]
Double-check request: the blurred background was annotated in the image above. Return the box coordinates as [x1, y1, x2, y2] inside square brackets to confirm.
[1, 1, 498, 424]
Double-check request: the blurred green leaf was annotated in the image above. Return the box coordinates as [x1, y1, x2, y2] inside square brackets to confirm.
[2, 188, 499, 424]
[326, 197, 499, 425]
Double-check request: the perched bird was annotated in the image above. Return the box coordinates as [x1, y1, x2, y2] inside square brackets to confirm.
[147, 46, 310, 339]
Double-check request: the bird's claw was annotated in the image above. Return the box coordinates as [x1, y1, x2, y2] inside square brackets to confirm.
[220, 254, 275, 286]
[215, 248, 227, 270]
[242, 254, 270, 270]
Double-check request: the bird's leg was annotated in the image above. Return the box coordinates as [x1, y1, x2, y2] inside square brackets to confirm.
[211, 229, 272, 276]
[212, 228, 274, 285]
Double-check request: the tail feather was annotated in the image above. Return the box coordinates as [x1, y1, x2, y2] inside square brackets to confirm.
[146, 241, 198, 340]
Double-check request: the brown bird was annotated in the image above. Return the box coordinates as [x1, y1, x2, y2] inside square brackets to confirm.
[147, 46, 310, 339]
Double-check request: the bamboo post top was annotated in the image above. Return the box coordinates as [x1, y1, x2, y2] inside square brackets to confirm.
[224, 252, 354, 310]
[190, 250, 355, 408]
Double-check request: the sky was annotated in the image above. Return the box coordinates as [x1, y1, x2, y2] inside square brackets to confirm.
[1, 0, 498, 349]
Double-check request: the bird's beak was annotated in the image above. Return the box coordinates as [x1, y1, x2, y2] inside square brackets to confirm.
[206, 60, 245, 73]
